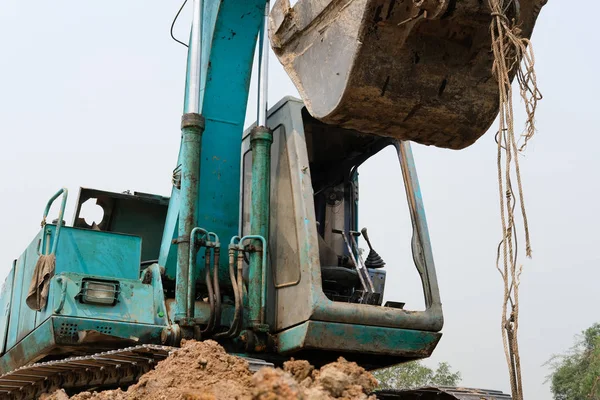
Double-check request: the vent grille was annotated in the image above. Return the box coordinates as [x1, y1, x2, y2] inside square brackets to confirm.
[95, 325, 113, 335]
[59, 323, 79, 339]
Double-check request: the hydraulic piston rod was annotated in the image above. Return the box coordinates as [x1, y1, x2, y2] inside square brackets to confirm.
[175, 0, 205, 327]
[248, 1, 272, 330]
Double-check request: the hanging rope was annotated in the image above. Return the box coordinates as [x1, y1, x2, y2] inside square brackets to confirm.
[488, 1, 543, 399]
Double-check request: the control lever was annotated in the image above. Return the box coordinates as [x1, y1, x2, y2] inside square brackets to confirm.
[332, 229, 375, 303]
[361, 228, 386, 269]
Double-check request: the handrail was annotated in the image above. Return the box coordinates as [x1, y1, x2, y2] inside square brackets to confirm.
[41, 188, 69, 256]
[54, 277, 67, 314]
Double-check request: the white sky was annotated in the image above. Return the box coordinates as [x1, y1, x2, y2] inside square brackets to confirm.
[0, 1, 598, 399]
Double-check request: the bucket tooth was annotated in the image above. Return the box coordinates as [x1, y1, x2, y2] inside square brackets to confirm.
[269, 0, 547, 150]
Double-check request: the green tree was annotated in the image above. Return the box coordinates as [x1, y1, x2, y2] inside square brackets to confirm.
[372, 360, 461, 390]
[547, 323, 600, 400]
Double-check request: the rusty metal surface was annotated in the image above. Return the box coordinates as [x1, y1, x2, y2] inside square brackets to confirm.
[270, 0, 547, 150]
[0, 344, 273, 400]
[374, 386, 512, 399]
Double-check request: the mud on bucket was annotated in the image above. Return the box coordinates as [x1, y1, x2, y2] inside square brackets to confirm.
[269, 0, 546, 150]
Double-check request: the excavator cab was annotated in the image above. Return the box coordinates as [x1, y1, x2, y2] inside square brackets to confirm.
[241, 97, 442, 368]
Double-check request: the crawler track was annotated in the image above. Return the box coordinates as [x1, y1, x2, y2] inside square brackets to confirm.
[0, 344, 272, 400]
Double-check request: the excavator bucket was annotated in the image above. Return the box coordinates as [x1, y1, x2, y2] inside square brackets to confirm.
[269, 0, 547, 150]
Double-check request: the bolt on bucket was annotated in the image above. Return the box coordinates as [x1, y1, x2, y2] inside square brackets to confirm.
[269, 0, 547, 150]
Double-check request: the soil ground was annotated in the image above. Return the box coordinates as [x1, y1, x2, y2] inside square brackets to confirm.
[41, 340, 378, 400]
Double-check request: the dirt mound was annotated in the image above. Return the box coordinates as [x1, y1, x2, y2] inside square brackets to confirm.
[46, 340, 377, 400]
[253, 357, 377, 400]
[40, 390, 69, 400]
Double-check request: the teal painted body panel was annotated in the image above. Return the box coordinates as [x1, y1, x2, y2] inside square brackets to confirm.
[160, 0, 266, 285]
[10, 268, 160, 349]
[158, 192, 179, 275]
[1, 266, 169, 372]
[0, 265, 15, 354]
[143, 264, 170, 327]
[49, 273, 156, 325]
[0, 314, 55, 373]
[4, 225, 146, 356]
[47, 225, 142, 280]
[104, 198, 167, 262]
[51, 317, 164, 346]
[5, 232, 35, 350]
[17, 234, 42, 343]
[0, 316, 166, 375]
[277, 320, 441, 358]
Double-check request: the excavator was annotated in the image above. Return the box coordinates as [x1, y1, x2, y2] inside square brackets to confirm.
[0, 0, 547, 399]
